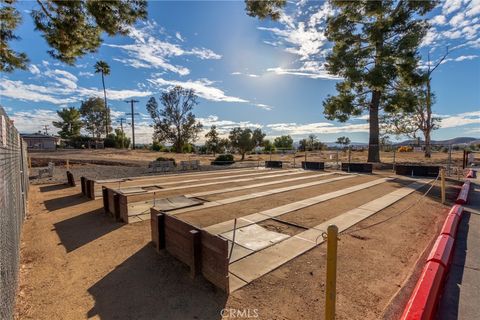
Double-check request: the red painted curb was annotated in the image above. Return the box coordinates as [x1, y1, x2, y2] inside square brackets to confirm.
[400, 261, 446, 320]
[440, 213, 460, 238]
[427, 234, 455, 270]
[455, 181, 471, 205]
[449, 204, 464, 218]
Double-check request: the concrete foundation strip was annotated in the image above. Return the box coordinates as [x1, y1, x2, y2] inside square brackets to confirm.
[117, 169, 308, 195]
[90, 167, 265, 197]
[126, 172, 338, 218]
[167, 174, 358, 216]
[205, 177, 393, 235]
[227, 179, 430, 292]
[185, 172, 336, 198]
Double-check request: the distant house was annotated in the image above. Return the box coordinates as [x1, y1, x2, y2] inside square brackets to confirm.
[20, 133, 58, 151]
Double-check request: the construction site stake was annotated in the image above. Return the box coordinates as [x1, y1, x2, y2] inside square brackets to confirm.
[325, 224, 338, 320]
[440, 168, 446, 204]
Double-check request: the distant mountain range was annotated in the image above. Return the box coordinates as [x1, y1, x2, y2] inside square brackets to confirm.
[304, 137, 479, 148]
[392, 137, 479, 146]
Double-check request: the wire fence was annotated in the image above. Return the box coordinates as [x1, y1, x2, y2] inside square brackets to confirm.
[0, 107, 29, 320]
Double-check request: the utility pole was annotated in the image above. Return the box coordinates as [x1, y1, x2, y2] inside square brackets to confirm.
[125, 100, 139, 149]
[118, 117, 127, 149]
[42, 124, 50, 135]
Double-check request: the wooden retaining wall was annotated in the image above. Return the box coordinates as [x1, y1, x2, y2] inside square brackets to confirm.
[150, 208, 230, 290]
[200, 230, 229, 291]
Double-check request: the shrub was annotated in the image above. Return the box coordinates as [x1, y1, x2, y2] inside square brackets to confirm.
[211, 154, 235, 165]
[156, 157, 176, 166]
[397, 146, 413, 152]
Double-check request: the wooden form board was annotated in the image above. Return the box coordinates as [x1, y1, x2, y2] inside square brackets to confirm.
[151, 209, 230, 290]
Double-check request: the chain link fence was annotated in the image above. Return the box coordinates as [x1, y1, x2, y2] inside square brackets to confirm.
[0, 107, 29, 320]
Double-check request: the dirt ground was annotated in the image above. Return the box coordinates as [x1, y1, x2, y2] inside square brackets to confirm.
[15, 168, 461, 320]
[30, 148, 464, 168]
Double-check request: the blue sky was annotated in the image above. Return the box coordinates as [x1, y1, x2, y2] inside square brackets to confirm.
[1, 0, 479, 144]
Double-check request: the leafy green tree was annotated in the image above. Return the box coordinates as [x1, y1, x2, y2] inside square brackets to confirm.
[336, 136, 351, 147]
[1, 1, 29, 72]
[218, 138, 230, 153]
[229, 127, 255, 160]
[94, 60, 110, 135]
[1, 0, 147, 71]
[298, 139, 308, 152]
[323, 1, 435, 162]
[263, 139, 275, 152]
[273, 135, 293, 149]
[79, 97, 110, 139]
[245, 0, 286, 20]
[252, 128, 266, 147]
[205, 125, 221, 156]
[52, 107, 83, 139]
[104, 128, 131, 149]
[146, 87, 203, 153]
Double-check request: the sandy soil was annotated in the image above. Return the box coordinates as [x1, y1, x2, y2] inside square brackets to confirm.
[15, 170, 461, 320]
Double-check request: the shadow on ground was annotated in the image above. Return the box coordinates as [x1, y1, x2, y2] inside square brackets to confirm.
[53, 208, 123, 252]
[87, 244, 227, 320]
[39, 184, 71, 192]
[43, 193, 89, 211]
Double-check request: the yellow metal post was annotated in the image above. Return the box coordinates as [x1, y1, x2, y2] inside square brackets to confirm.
[440, 168, 446, 204]
[325, 224, 338, 320]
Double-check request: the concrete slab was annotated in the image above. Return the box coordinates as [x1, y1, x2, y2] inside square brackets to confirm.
[187, 172, 334, 197]
[205, 177, 391, 234]
[228, 273, 248, 293]
[169, 174, 356, 215]
[227, 242, 254, 263]
[221, 224, 290, 251]
[228, 180, 429, 290]
[229, 236, 315, 283]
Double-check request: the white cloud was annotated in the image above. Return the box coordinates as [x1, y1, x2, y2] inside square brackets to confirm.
[466, 0, 480, 17]
[1, 64, 152, 105]
[443, 0, 463, 15]
[78, 71, 94, 78]
[441, 54, 479, 64]
[148, 77, 248, 103]
[266, 122, 369, 135]
[9, 109, 60, 133]
[258, 2, 336, 80]
[267, 64, 341, 80]
[28, 64, 40, 75]
[438, 110, 480, 128]
[254, 103, 273, 111]
[449, 12, 466, 27]
[175, 32, 184, 42]
[106, 23, 221, 75]
[231, 71, 260, 78]
[431, 15, 447, 25]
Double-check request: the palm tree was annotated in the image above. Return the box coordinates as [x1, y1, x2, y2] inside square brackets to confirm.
[94, 60, 110, 135]
[52, 107, 83, 139]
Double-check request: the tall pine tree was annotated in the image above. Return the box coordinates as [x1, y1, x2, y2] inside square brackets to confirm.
[323, 1, 435, 162]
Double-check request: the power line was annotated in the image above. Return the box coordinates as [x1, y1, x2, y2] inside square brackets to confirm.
[42, 125, 50, 135]
[125, 100, 139, 149]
